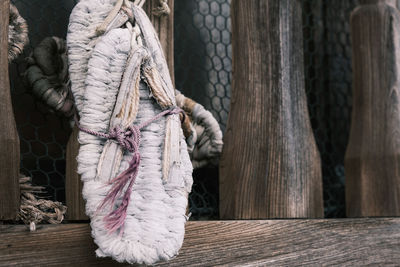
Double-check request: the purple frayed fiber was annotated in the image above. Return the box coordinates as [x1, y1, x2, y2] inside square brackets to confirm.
[100, 153, 140, 234]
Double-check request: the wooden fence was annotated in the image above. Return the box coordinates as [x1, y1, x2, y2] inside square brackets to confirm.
[1, 0, 400, 266]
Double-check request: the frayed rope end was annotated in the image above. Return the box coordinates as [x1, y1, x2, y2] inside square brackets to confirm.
[96, 153, 140, 234]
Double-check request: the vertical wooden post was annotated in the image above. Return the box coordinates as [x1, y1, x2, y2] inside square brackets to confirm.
[219, 0, 323, 219]
[143, 0, 175, 84]
[66, 127, 86, 220]
[346, 0, 400, 217]
[65, 0, 175, 220]
[0, 0, 20, 220]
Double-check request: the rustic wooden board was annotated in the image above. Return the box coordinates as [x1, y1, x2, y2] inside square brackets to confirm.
[346, 0, 400, 217]
[220, 0, 323, 219]
[65, 0, 175, 220]
[0, 219, 400, 266]
[0, 0, 20, 220]
[65, 126, 88, 220]
[143, 0, 175, 85]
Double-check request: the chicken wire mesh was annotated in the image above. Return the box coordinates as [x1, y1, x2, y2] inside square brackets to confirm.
[10, 0, 78, 204]
[175, 0, 231, 219]
[8, 0, 357, 219]
[302, 0, 357, 217]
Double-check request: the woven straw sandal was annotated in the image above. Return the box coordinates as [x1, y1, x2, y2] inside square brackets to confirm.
[68, 1, 193, 265]
[67, 0, 130, 116]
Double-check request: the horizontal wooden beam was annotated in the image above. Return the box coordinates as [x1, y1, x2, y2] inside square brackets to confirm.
[1, 219, 400, 266]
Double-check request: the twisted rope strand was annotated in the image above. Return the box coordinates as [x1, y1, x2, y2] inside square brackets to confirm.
[153, 0, 170, 16]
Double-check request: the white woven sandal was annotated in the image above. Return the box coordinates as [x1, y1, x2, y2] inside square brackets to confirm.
[68, 1, 193, 265]
[67, 0, 130, 116]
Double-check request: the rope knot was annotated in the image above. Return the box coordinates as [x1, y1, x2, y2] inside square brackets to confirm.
[108, 125, 141, 153]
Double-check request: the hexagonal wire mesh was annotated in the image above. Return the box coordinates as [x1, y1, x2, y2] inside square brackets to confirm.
[302, 0, 358, 217]
[10, 0, 78, 204]
[175, 0, 231, 219]
[8, 0, 357, 219]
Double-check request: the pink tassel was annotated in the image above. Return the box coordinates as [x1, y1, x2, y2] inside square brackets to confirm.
[97, 153, 140, 234]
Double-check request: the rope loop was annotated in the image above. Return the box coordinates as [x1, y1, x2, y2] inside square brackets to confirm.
[108, 125, 140, 153]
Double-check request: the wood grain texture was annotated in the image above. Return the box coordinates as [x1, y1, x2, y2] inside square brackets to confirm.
[0, 0, 20, 220]
[65, 126, 87, 220]
[220, 0, 323, 219]
[65, 1, 175, 220]
[143, 0, 175, 85]
[346, 0, 400, 217]
[1, 219, 400, 266]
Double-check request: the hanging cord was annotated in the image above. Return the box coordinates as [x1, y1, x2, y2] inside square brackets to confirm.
[95, 0, 171, 35]
[75, 107, 184, 234]
[96, 0, 170, 35]
[153, 0, 170, 16]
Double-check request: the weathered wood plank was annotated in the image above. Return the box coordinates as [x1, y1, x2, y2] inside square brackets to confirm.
[1, 219, 400, 266]
[65, 0, 175, 220]
[346, 0, 400, 217]
[65, 126, 87, 220]
[0, 0, 20, 220]
[143, 0, 175, 85]
[220, 0, 323, 219]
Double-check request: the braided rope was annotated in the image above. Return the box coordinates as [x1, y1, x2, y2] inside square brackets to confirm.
[18, 176, 67, 231]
